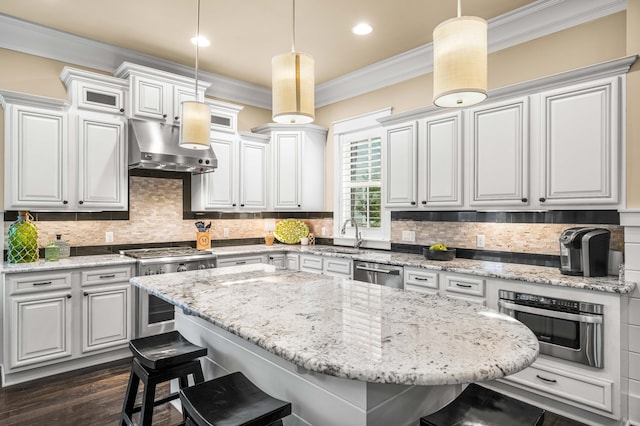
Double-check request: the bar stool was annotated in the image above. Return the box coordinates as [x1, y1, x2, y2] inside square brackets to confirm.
[420, 383, 545, 426]
[120, 331, 207, 426]
[179, 371, 292, 426]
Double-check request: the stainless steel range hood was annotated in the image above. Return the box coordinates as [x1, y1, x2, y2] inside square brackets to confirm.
[128, 119, 217, 174]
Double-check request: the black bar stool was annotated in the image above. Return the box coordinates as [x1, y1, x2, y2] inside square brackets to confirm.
[420, 383, 545, 426]
[179, 371, 292, 426]
[120, 331, 207, 426]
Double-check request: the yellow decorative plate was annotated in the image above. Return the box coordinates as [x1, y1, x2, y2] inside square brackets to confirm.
[273, 219, 309, 244]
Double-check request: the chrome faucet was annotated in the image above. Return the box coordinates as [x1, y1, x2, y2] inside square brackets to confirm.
[341, 217, 363, 249]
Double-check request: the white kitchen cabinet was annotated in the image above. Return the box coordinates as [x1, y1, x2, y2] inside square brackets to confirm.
[403, 267, 439, 295]
[467, 97, 529, 207]
[1, 94, 70, 210]
[253, 124, 327, 211]
[286, 253, 300, 271]
[267, 253, 287, 269]
[323, 257, 352, 279]
[299, 254, 324, 274]
[382, 121, 418, 208]
[538, 77, 620, 207]
[217, 254, 267, 268]
[114, 62, 210, 125]
[82, 284, 131, 353]
[418, 112, 463, 207]
[441, 273, 486, 306]
[192, 131, 268, 211]
[60, 67, 127, 115]
[9, 291, 73, 369]
[76, 112, 127, 210]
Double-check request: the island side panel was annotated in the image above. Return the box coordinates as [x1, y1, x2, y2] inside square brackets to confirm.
[175, 310, 462, 426]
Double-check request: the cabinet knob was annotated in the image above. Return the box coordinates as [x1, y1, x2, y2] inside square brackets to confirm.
[297, 204, 301, 208]
[63, 200, 68, 205]
[83, 292, 89, 296]
[232, 203, 237, 207]
[79, 200, 84, 205]
[240, 204, 245, 207]
[174, 116, 180, 121]
[66, 294, 72, 299]
[119, 108, 125, 113]
[163, 114, 167, 119]
[539, 197, 546, 202]
[410, 201, 416, 206]
[421, 201, 427, 205]
[521, 198, 528, 203]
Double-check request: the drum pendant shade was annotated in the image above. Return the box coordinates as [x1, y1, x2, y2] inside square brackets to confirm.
[180, 100, 211, 149]
[433, 15, 487, 108]
[272, 51, 315, 124]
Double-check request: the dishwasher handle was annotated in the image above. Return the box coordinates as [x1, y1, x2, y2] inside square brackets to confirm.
[355, 265, 400, 275]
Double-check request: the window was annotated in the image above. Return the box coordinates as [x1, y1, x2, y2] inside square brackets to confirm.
[333, 108, 391, 248]
[342, 136, 381, 229]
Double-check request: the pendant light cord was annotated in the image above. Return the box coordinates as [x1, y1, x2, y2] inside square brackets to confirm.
[457, 0, 461, 17]
[291, 0, 296, 53]
[195, 0, 201, 95]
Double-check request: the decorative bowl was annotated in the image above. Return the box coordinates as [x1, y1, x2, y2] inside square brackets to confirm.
[424, 248, 456, 261]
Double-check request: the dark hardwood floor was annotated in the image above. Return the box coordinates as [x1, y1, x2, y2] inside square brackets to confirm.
[0, 359, 588, 425]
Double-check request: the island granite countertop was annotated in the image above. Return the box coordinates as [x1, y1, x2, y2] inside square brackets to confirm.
[131, 263, 539, 386]
[210, 244, 636, 294]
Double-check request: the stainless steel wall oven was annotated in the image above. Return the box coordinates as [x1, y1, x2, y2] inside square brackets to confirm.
[498, 290, 604, 368]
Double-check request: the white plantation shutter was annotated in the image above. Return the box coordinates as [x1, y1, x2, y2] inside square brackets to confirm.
[341, 136, 382, 229]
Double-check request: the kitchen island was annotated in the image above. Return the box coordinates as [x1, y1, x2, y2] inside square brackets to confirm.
[131, 264, 539, 426]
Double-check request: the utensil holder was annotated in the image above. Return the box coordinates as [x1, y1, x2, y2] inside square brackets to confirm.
[196, 232, 211, 250]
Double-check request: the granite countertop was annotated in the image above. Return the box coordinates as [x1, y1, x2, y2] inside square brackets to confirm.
[1, 254, 136, 274]
[210, 244, 636, 294]
[130, 264, 539, 386]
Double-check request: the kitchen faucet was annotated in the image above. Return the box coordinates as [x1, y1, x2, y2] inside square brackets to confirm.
[341, 218, 363, 249]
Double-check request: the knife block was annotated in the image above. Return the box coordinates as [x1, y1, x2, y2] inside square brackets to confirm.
[196, 232, 211, 250]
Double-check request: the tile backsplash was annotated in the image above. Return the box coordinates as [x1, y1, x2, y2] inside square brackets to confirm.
[3, 176, 333, 249]
[391, 220, 623, 255]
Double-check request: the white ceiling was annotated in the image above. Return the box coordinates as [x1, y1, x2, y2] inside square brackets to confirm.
[0, 0, 626, 108]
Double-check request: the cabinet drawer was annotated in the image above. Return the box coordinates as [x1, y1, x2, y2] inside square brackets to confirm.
[217, 255, 265, 268]
[286, 254, 300, 271]
[404, 268, 438, 293]
[300, 255, 323, 273]
[82, 267, 131, 286]
[503, 362, 613, 413]
[444, 274, 485, 297]
[323, 258, 352, 278]
[8, 272, 72, 295]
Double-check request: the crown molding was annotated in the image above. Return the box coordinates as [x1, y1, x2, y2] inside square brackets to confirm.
[0, 0, 627, 110]
[316, 0, 626, 107]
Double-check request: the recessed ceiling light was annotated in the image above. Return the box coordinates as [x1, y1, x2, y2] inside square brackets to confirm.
[190, 35, 210, 47]
[352, 23, 373, 35]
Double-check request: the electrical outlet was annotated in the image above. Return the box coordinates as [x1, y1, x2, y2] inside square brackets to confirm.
[321, 227, 327, 236]
[105, 231, 114, 243]
[223, 228, 229, 238]
[402, 230, 416, 242]
[476, 234, 485, 248]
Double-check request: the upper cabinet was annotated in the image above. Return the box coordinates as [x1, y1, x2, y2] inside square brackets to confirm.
[253, 124, 328, 211]
[538, 77, 620, 207]
[383, 112, 463, 210]
[467, 97, 529, 208]
[2, 95, 69, 210]
[114, 62, 210, 125]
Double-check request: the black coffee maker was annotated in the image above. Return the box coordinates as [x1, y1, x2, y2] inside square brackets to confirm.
[559, 227, 610, 277]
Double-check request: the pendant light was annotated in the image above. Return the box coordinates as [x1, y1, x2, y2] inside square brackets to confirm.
[272, 0, 315, 124]
[180, 0, 211, 150]
[433, 0, 487, 108]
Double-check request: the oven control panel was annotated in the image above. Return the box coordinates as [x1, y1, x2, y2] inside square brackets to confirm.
[498, 290, 602, 314]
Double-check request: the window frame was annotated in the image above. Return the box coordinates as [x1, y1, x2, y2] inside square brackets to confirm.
[333, 108, 391, 249]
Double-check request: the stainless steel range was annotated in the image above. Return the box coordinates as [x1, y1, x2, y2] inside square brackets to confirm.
[121, 247, 216, 338]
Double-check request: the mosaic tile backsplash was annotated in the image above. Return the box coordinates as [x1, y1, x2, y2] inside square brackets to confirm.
[3, 177, 333, 248]
[390, 220, 623, 255]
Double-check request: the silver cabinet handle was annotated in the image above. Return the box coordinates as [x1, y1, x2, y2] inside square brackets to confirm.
[355, 265, 400, 275]
[33, 281, 52, 286]
[498, 300, 603, 324]
[536, 374, 558, 383]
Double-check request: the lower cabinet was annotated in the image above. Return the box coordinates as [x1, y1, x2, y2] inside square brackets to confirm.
[2, 264, 134, 385]
[441, 273, 486, 305]
[403, 267, 438, 294]
[285, 253, 300, 271]
[217, 254, 266, 268]
[267, 253, 286, 269]
[299, 254, 352, 279]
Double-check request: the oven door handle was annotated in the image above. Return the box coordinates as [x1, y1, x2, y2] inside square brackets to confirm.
[498, 300, 603, 324]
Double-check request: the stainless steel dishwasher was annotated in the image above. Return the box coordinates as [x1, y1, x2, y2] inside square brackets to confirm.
[353, 261, 404, 289]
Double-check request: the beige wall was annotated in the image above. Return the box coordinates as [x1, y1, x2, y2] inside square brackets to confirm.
[316, 12, 628, 210]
